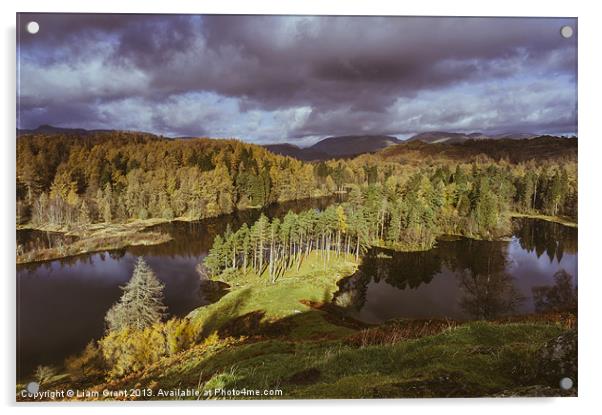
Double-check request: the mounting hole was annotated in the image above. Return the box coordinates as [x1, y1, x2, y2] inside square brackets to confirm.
[26, 381, 40, 394]
[559, 377, 573, 390]
[560, 25, 573, 39]
[26, 21, 40, 34]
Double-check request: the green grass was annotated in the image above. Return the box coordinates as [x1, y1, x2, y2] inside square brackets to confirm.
[190, 251, 359, 340]
[72, 320, 566, 400]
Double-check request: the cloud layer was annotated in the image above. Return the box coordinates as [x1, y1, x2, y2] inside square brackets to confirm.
[17, 14, 577, 144]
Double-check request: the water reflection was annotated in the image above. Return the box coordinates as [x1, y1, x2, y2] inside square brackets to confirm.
[16, 229, 78, 256]
[334, 218, 577, 323]
[513, 218, 577, 263]
[457, 270, 524, 320]
[532, 269, 577, 313]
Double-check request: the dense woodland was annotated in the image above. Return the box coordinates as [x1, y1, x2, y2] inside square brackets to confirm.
[17, 132, 322, 227]
[17, 132, 577, 237]
[203, 160, 577, 280]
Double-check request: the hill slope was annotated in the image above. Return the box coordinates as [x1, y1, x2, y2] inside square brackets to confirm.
[265, 135, 401, 160]
[407, 131, 540, 144]
[310, 135, 401, 157]
[263, 144, 330, 161]
[374, 136, 577, 164]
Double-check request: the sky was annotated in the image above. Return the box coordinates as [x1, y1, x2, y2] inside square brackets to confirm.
[17, 14, 577, 145]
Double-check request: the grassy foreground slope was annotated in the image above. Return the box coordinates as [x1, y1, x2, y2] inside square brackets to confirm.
[75, 319, 571, 399]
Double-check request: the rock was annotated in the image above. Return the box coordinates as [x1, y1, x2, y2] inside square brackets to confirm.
[536, 330, 577, 389]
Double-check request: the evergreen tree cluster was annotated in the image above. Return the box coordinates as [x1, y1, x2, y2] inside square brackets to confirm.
[204, 205, 365, 283]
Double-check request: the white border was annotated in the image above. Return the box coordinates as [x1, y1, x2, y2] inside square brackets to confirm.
[2, 1, 601, 414]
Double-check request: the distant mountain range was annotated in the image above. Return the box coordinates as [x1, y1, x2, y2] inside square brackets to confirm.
[18, 125, 574, 162]
[264, 132, 575, 160]
[17, 124, 95, 136]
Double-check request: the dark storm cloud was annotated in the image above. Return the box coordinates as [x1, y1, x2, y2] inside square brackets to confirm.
[17, 14, 577, 142]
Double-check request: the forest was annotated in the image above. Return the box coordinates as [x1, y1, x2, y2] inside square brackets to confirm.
[16, 132, 319, 227]
[16, 131, 577, 236]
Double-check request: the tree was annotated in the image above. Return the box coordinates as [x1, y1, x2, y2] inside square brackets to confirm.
[204, 235, 225, 276]
[100, 183, 113, 223]
[31, 192, 49, 225]
[253, 214, 269, 273]
[239, 223, 250, 273]
[105, 257, 167, 332]
[268, 218, 280, 282]
[335, 205, 348, 256]
[474, 177, 499, 233]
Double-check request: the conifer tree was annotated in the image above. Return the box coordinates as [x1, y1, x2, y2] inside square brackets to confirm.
[238, 223, 250, 273]
[255, 214, 269, 273]
[105, 257, 166, 332]
[204, 235, 225, 276]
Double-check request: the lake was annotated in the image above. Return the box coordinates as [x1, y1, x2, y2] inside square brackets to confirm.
[16, 205, 577, 380]
[334, 218, 577, 323]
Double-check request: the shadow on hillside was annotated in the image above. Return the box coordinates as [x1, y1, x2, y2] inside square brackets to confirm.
[196, 287, 254, 339]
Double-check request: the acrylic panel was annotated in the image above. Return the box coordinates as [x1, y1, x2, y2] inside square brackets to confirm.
[16, 13, 577, 401]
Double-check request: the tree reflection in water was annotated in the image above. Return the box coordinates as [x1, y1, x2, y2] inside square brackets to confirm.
[446, 239, 524, 319]
[457, 270, 524, 319]
[532, 269, 577, 313]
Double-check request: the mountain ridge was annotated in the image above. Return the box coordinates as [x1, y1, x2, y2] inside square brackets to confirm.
[17, 125, 576, 162]
[265, 135, 401, 160]
[405, 131, 544, 144]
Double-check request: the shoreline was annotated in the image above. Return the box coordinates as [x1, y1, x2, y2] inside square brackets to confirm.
[16, 219, 176, 265]
[509, 212, 577, 228]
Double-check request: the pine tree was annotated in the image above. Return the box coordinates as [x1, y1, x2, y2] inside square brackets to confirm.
[268, 218, 280, 282]
[336, 205, 348, 256]
[101, 183, 113, 223]
[255, 214, 269, 273]
[387, 202, 402, 244]
[105, 257, 166, 332]
[204, 235, 225, 276]
[238, 223, 250, 273]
